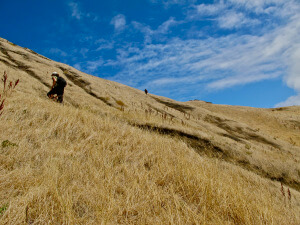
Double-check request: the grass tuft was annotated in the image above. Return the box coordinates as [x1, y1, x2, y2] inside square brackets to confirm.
[116, 100, 125, 106]
[0, 204, 8, 216]
[0, 71, 19, 116]
[1, 140, 18, 148]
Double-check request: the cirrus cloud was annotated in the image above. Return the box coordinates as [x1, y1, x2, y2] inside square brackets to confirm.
[110, 14, 126, 32]
[74, 0, 300, 106]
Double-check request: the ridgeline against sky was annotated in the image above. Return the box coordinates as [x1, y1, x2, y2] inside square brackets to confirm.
[1, 0, 300, 107]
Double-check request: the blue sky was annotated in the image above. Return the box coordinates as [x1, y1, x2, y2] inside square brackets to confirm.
[1, 0, 300, 108]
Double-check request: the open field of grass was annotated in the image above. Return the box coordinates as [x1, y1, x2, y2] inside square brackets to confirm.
[0, 37, 300, 224]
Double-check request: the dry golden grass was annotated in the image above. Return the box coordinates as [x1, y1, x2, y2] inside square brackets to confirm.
[0, 93, 299, 224]
[187, 100, 300, 147]
[0, 37, 300, 224]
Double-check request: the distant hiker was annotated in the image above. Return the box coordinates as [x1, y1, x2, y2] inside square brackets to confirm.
[144, 89, 148, 95]
[47, 72, 67, 103]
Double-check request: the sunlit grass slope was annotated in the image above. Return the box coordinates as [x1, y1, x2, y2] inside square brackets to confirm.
[0, 37, 300, 224]
[0, 93, 299, 224]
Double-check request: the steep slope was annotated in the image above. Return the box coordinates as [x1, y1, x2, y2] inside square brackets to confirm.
[0, 37, 299, 224]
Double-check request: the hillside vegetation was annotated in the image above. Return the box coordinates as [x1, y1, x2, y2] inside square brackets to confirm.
[0, 37, 300, 224]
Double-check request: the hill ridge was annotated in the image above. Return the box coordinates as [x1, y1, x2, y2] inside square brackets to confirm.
[1, 37, 299, 224]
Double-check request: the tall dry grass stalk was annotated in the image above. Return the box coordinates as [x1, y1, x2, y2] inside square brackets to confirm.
[0, 71, 19, 116]
[0, 93, 299, 224]
[0, 97, 4, 116]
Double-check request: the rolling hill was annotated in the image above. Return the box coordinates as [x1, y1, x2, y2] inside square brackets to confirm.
[0, 37, 300, 224]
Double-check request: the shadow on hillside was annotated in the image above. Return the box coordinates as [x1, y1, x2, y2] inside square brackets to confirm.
[134, 123, 227, 159]
[151, 96, 195, 113]
[0, 43, 114, 108]
[0, 44, 51, 88]
[132, 122, 300, 191]
[272, 107, 288, 111]
[57, 67, 113, 107]
[204, 115, 281, 149]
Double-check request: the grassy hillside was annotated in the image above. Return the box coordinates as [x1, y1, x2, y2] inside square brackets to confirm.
[1, 37, 300, 224]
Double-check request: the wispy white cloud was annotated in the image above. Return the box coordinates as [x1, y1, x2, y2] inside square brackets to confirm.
[286, 47, 300, 93]
[69, 2, 82, 20]
[132, 21, 153, 43]
[71, 0, 300, 106]
[149, 74, 206, 86]
[86, 58, 104, 73]
[275, 95, 300, 107]
[227, 0, 285, 14]
[110, 14, 126, 32]
[68, 2, 99, 21]
[277, 42, 300, 106]
[95, 39, 114, 51]
[157, 17, 178, 33]
[106, 6, 300, 104]
[149, 0, 196, 7]
[217, 11, 260, 29]
[48, 48, 68, 57]
[207, 73, 281, 90]
[73, 57, 105, 74]
[132, 17, 180, 43]
[189, 0, 297, 30]
[195, 3, 225, 16]
[79, 48, 89, 58]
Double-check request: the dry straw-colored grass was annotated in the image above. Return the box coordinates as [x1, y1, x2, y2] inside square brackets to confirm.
[0, 92, 299, 224]
[0, 37, 300, 224]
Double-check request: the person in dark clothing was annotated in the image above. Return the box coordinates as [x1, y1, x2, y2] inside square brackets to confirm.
[47, 72, 67, 103]
[144, 89, 148, 95]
